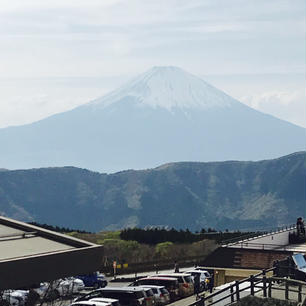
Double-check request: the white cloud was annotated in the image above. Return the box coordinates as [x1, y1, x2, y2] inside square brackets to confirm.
[0, 0, 304, 128]
[0, 78, 112, 128]
[240, 90, 306, 127]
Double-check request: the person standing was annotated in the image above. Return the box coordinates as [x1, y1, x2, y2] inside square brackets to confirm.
[208, 273, 214, 293]
[194, 273, 201, 298]
[174, 261, 179, 273]
[297, 217, 305, 236]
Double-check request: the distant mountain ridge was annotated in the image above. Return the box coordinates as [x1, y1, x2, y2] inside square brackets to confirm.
[0, 152, 305, 232]
[0, 66, 305, 172]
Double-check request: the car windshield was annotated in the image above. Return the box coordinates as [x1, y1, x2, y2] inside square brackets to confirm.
[102, 291, 142, 300]
[177, 277, 184, 283]
[82, 291, 104, 300]
[145, 289, 154, 297]
[184, 276, 192, 283]
[161, 288, 168, 294]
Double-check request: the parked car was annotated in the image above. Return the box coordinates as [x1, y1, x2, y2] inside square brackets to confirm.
[129, 277, 179, 302]
[89, 297, 120, 306]
[71, 301, 111, 306]
[184, 269, 210, 291]
[59, 278, 85, 296]
[2, 290, 28, 306]
[193, 267, 211, 278]
[74, 287, 146, 306]
[33, 278, 85, 300]
[154, 273, 194, 297]
[137, 286, 170, 306]
[138, 287, 155, 306]
[77, 273, 107, 288]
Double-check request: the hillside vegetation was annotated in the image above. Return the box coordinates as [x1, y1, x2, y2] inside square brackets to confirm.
[0, 152, 305, 232]
[67, 230, 217, 268]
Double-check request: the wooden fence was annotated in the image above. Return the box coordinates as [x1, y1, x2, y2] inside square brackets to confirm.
[190, 268, 306, 306]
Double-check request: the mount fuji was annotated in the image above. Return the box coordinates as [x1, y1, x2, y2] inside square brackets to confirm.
[0, 66, 305, 172]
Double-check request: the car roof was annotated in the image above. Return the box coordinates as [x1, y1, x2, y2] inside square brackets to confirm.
[101, 287, 144, 292]
[72, 302, 109, 306]
[157, 273, 191, 277]
[140, 277, 178, 281]
[185, 270, 205, 273]
[138, 287, 152, 291]
[194, 267, 209, 271]
[138, 285, 164, 289]
[89, 298, 119, 303]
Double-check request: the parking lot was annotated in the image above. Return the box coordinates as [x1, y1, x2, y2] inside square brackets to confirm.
[1, 266, 214, 306]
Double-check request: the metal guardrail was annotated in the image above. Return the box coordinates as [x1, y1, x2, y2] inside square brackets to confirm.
[221, 224, 296, 247]
[189, 267, 306, 306]
[224, 242, 294, 251]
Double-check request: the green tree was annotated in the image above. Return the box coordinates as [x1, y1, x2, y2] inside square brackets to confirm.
[155, 241, 173, 258]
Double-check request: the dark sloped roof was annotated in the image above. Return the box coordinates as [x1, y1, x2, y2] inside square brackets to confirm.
[0, 216, 103, 290]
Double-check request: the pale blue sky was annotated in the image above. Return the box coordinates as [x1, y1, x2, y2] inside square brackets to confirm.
[0, 0, 305, 127]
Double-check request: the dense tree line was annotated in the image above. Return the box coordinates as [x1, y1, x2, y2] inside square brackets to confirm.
[28, 222, 91, 234]
[120, 227, 258, 244]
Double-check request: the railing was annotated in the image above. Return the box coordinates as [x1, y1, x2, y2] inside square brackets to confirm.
[221, 224, 296, 247]
[189, 268, 306, 306]
[225, 242, 294, 251]
[221, 232, 267, 246]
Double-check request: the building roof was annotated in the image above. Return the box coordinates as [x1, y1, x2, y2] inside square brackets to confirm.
[0, 216, 103, 290]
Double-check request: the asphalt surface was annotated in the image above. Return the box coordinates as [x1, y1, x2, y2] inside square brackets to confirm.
[51, 267, 210, 306]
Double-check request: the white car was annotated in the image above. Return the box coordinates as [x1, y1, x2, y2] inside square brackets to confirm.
[184, 269, 211, 291]
[89, 297, 120, 306]
[2, 290, 28, 306]
[59, 278, 85, 296]
[193, 267, 211, 277]
[34, 278, 85, 300]
[71, 301, 111, 306]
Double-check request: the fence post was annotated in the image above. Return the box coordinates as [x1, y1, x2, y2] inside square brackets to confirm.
[230, 285, 234, 303]
[268, 278, 272, 298]
[250, 275, 254, 296]
[262, 270, 267, 297]
[285, 281, 289, 300]
[235, 281, 240, 301]
[298, 284, 302, 303]
[198, 296, 205, 306]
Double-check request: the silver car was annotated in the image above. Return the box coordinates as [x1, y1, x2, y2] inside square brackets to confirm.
[138, 286, 170, 306]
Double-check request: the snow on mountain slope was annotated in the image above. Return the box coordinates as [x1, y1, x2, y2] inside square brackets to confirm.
[87, 66, 239, 111]
[0, 66, 304, 172]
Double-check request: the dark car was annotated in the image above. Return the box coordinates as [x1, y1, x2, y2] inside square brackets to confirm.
[77, 273, 107, 288]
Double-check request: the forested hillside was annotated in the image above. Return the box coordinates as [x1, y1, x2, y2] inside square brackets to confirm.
[0, 152, 305, 232]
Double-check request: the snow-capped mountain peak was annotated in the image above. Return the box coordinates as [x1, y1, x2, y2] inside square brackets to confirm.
[88, 66, 239, 110]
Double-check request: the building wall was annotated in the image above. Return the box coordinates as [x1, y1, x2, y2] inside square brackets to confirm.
[0, 246, 104, 290]
[213, 268, 261, 286]
[239, 249, 290, 269]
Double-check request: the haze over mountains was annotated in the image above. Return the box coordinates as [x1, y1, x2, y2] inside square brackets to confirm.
[0, 152, 305, 232]
[0, 66, 305, 173]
